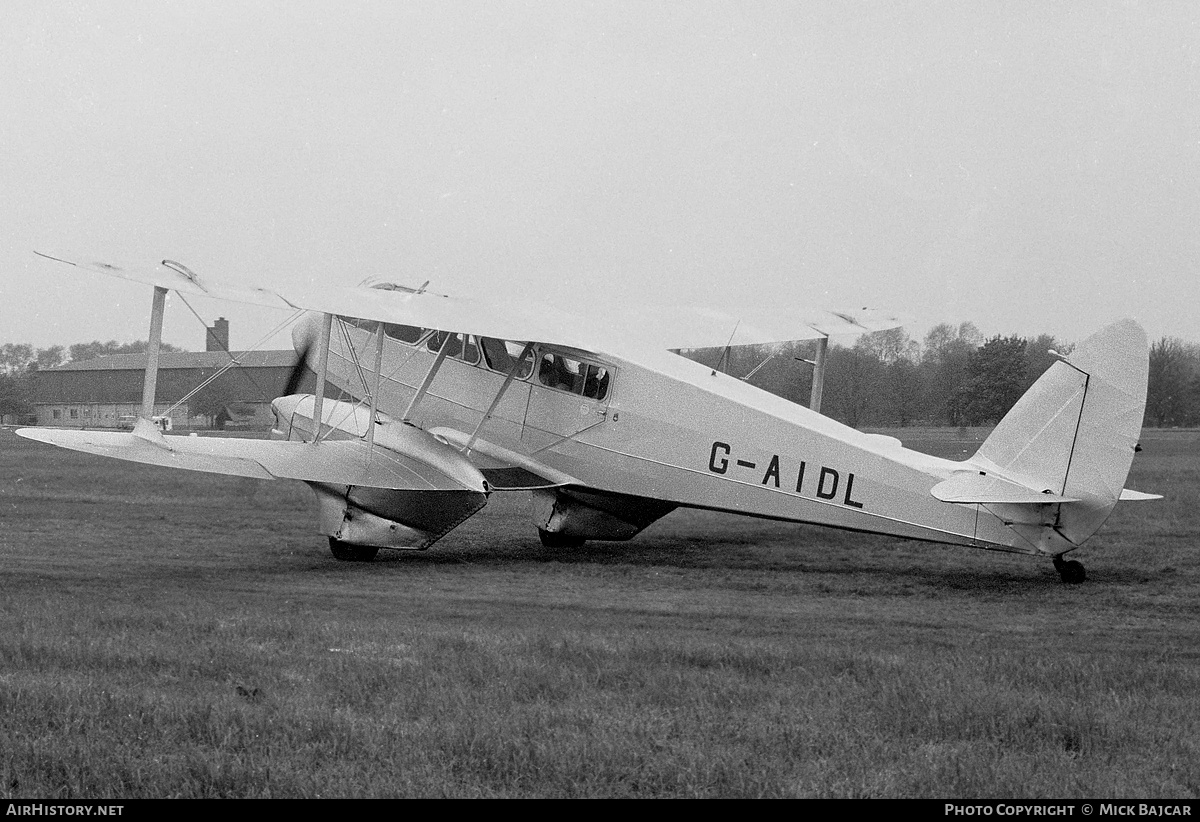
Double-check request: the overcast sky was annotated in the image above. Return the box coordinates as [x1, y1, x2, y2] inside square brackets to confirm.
[2, 1, 1197, 353]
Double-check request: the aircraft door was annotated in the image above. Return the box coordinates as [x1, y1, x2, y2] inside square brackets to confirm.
[522, 351, 613, 444]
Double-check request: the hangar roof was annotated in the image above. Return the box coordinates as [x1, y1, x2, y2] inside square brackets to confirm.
[48, 350, 297, 372]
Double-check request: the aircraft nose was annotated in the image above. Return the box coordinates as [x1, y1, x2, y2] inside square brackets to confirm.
[272, 394, 303, 418]
[270, 394, 306, 439]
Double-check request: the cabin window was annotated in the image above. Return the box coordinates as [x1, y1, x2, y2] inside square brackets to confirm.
[540, 354, 582, 393]
[52, 409, 61, 420]
[462, 334, 480, 364]
[537, 353, 611, 400]
[582, 364, 611, 401]
[384, 323, 427, 344]
[336, 315, 430, 344]
[427, 332, 481, 365]
[480, 338, 534, 379]
[337, 315, 378, 333]
[427, 331, 460, 358]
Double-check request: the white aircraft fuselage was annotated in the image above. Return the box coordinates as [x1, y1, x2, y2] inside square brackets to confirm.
[309, 315, 1026, 554]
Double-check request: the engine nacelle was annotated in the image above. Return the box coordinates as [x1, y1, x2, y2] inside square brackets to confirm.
[531, 487, 675, 542]
[273, 394, 490, 550]
[311, 482, 488, 550]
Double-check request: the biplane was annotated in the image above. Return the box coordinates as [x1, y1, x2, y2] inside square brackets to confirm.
[19, 253, 1158, 583]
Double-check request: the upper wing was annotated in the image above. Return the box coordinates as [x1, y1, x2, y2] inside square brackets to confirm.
[35, 251, 604, 353]
[37, 252, 904, 357]
[625, 304, 908, 349]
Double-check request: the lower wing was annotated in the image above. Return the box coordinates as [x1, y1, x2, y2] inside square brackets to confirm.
[17, 418, 487, 493]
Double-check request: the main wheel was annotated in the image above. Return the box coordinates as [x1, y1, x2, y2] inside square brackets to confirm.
[537, 529, 586, 548]
[329, 538, 379, 562]
[1057, 558, 1086, 584]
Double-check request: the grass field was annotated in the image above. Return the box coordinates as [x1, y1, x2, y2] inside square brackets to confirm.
[0, 426, 1197, 798]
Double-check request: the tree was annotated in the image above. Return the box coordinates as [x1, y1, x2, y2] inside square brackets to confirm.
[961, 335, 1028, 425]
[1185, 372, 1200, 427]
[920, 322, 981, 425]
[740, 340, 811, 405]
[677, 341, 812, 405]
[1023, 334, 1069, 390]
[854, 327, 920, 365]
[849, 328, 921, 426]
[0, 344, 65, 420]
[0, 372, 31, 418]
[36, 346, 66, 370]
[883, 356, 923, 426]
[823, 344, 884, 427]
[0, 343, 34, 375]
[68, 340, 183, 363]
[1145, 337, 1196, 427]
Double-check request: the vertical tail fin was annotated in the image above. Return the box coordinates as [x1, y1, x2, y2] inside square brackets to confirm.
[972, 319, 1149, 550]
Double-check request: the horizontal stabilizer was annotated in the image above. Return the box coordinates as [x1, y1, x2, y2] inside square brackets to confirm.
[16, 422, 487, 493]
[1119, 488, 1163, 501]
[931, 472, 1081, 505]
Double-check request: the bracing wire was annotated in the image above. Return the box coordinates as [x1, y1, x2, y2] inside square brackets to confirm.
[163, 297, 305, 418]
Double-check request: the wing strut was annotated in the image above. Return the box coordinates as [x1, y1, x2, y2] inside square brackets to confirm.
[309, 313, 333, 443]
[366, 322, 385, 450]
[465, 341, 535, 453]
[809, 336, 829, 413]
[403, 341, 452, 423]
[140, 286, 168, 421]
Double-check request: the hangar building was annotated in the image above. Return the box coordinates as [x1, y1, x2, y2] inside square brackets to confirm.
[32, 319, 300, 430]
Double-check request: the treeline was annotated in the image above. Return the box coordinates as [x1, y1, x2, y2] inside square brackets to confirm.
[686, 323, 1200, 429]
[3, 328, 1198, 429]
[0, 340, 184, 419]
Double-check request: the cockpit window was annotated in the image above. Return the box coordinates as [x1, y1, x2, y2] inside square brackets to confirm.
[481, 338, 534, 379]
[338, 316, 378, 333]
[336, 315, 429, 345]
[537, 353, 610, 400]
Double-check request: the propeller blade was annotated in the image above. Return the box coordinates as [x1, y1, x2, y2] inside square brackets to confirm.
[282, 341, 313, 397]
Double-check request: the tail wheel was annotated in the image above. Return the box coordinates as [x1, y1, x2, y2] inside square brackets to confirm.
[329, 538, 379, 562]
[1053, 556, 1087, 584]
[538, 529, 586, 548]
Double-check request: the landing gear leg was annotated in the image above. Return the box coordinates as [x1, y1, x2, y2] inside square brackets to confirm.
[329, 537, 379, 562]
[1053, 555, 1086, 584]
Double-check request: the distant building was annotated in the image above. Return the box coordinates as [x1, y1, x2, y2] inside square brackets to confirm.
[32, 349, 300, 430]
[206, 317, 231, 352]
